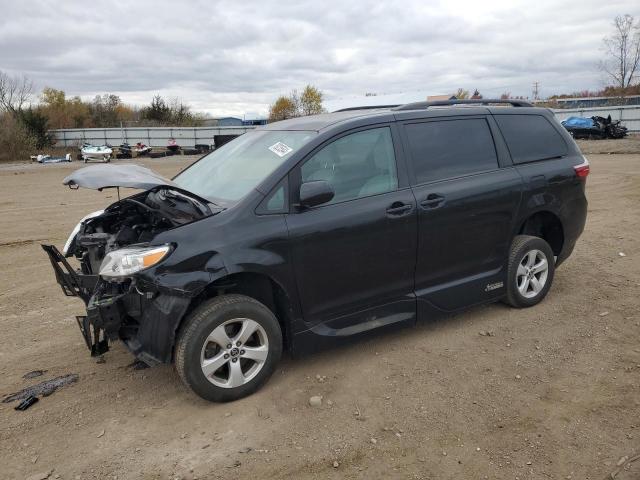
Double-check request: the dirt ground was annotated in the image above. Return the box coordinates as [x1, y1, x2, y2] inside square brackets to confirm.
[575, 135, 640, 155]
[0, 153, 639, 480]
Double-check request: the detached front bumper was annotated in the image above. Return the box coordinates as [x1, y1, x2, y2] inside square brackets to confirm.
[42, 244, 190, 364]
[41, 244, 98, 303]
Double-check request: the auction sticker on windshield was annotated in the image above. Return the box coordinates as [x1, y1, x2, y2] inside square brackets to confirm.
[268, 142, 293, 157]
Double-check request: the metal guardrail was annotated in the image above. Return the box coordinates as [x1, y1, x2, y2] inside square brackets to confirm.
[49, 126, 257, 148]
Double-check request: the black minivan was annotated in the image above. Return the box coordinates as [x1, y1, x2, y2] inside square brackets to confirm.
[44, 99, 589, 401]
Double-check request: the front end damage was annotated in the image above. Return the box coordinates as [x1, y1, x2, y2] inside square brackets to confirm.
[42, 165, 219, 365]
[43, 244, 192, 363]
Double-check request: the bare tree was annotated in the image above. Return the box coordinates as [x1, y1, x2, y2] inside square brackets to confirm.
[600, 14, 640, 88]
[0, 71, 33, 116]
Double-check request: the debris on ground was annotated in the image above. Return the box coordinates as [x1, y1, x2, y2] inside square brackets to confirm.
[96, 429, 105, 438]
[2, 374, 79, 403]
[14, 395, 39, 411]
[606, 451, 640, 478]
[599, 311, 610, 317]
[127, 360, 150, 370]
[479, 330, 495, 336]
[309, 395, 323, 407]
[23, 370, 47, 379]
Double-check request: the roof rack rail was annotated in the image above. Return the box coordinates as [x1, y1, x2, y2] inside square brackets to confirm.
[394, 99, 533, 110]
[334, 105, 401, 112]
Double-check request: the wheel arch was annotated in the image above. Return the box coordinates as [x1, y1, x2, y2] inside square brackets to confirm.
[177, 271, 295, 355]
[518, 210, 564, 256]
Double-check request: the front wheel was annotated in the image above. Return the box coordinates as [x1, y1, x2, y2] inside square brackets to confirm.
[504, 235, 555, 308]
[175, 294, 283, 402]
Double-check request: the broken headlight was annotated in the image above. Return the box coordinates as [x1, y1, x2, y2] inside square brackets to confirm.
[63, 210, 105, 255]
[99, 245, 171, 279]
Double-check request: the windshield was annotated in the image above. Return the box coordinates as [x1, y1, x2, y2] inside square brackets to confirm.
[174, 130, 316, 203]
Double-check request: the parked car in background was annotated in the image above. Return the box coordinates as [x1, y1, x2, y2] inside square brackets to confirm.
[43, 99, 588, 402]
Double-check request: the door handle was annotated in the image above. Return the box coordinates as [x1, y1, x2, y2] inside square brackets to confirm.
[386, 202, 413, 217]
[419, 193, 445, 209]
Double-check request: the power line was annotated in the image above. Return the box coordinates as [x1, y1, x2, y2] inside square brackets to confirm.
[532, 81, 540, 100]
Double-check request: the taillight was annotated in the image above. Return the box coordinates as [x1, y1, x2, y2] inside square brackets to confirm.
[574, 157, 590, 179]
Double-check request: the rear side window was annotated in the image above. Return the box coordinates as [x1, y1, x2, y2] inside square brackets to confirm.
[404, 118, 498, 184]
[495, 114, 567, 164]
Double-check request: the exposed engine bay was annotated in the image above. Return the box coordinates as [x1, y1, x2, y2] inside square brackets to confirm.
[67, 187, 213, 274]
[42, 164, 220, 363]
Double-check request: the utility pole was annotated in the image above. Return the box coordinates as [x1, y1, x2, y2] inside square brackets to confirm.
[532, 81, 540, 101]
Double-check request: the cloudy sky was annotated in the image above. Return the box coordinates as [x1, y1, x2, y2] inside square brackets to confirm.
[1, 0, 639, 117]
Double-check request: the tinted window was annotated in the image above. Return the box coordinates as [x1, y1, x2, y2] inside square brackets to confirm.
[405, 118, 498, 184]
[495, 114, 567, 164]
[301, 127, 398, 204]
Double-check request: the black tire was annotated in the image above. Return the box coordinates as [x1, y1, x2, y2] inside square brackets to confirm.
[504, 235, 555, 308]
[175, 294, 283, 402]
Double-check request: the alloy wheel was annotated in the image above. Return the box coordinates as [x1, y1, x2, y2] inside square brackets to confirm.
[200, 318, 269, 388]
[516, 249, 549, 299]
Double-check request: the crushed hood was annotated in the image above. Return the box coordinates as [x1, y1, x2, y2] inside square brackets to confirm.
[63, 164, 177, 191]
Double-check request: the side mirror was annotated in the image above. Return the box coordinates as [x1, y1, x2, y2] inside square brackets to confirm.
[299, 180, 334, 208]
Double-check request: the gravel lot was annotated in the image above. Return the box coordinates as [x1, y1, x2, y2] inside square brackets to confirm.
[0, 153, 638, 480]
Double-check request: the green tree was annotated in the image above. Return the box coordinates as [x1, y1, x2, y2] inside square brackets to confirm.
[140, 95, 201, 126]
[19, 108, 53, 148]
[143, 94, 171, 123]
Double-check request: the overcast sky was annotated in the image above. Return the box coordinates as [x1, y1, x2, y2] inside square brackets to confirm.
[1, 0, 639, 117]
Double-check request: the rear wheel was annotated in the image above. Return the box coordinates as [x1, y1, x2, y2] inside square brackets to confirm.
[504, 235, 555, 308]
[175, 294, 282, 402]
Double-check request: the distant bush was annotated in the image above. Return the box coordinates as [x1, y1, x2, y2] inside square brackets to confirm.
[0, 113, 35, 162]
[20, 108, 54, 149]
